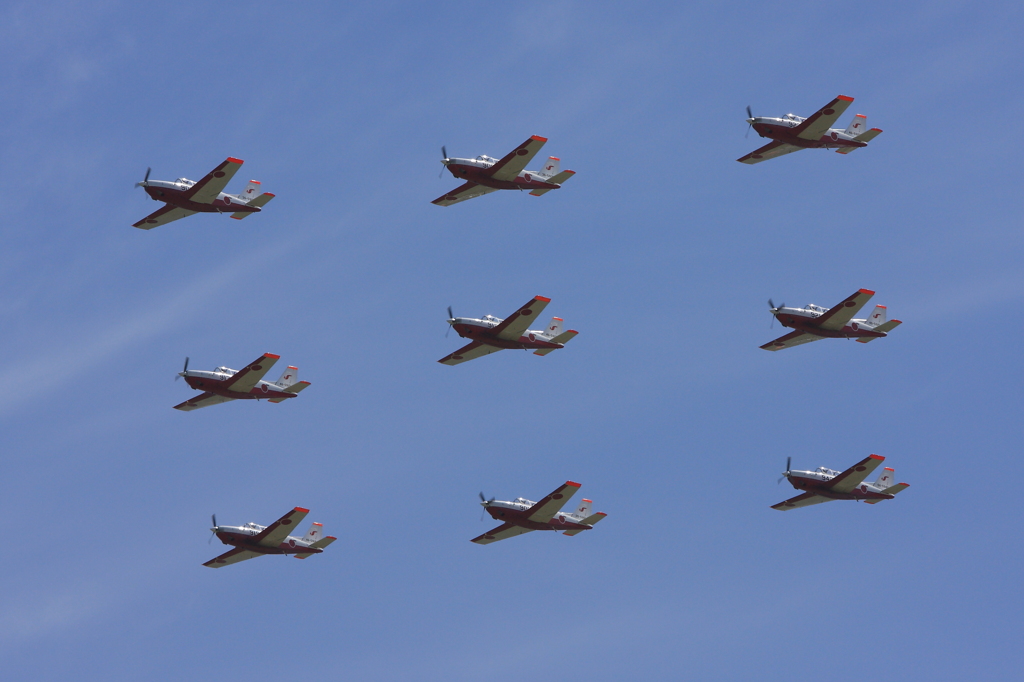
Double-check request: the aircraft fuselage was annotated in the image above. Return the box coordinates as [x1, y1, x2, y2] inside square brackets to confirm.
[784, 471, 895, 502]
[751, 118, 866, 150]
[444, 159, 560, 192]
[141, 180, 261, 215]
[774, 308, 886, 340]
[482, 502, 593, 533]
[182, 371, 297, 401]
[213, 527, 322, 556]
[450, 320, 564, 351]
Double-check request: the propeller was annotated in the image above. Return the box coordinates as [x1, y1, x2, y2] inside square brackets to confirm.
[176, 356, 189, 381]
[446, 305, 454, 338]
[745, 106, 754, 138]
[208, 513, 218, 544]
[768, 299, 785, 329]
[778, 456, 792, 484]
[135, 167, 151, 188]
[439, 146, 449, 178]
[478, 491, 495, 521]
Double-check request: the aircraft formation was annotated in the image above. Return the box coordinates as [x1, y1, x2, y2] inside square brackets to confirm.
[124, 94, 908, 566]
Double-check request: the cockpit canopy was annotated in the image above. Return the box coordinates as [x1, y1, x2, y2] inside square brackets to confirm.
[214, 366, 236, 374]
[806, 304, 826, 313]
[817, 467, 840, 476]
[476, 155, 497, 163]
[176, 178, 195, 186]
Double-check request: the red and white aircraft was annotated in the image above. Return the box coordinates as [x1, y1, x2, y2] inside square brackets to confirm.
[761, 288, 902, 351]
[439, 296, 578, 366]
[773, 454, 910, 510]
[203, 507, 336, 567]
[174, 353, 310, 411]
[133, 157, 274, 229]
[432, 135, 575, 206]
[472, 481, 607, 545]
[738, 96, 882, 164]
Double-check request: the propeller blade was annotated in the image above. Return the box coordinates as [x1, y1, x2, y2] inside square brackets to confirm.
[478, 492, 485, 503]
[144, 167, 151, 183]
[745, 106, 754, 138]
[212, 513, 217, 528]
[442, 146, 448, 161]
[778, 456, 792, 484]
[177, 356, 190, 380]
[446, 306, 455, 337]
[746, 105, 752, 119]
[209, 513, 218, 543]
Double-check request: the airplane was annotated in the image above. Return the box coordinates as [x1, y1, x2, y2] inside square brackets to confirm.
[432, 135, 575, 206]
[439, 295, 578, 366]
[772, 454, 910, 510]
[203, 507, 336, 567]
[132, 157, 275, 229]
[761, 288, 902, 351]
[174, 353, 310, 411]
[472, 481, 607, 544]
[738, 95, 882, 164]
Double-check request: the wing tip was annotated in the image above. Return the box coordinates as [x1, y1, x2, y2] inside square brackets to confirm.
[530, 135, 548, 142]
[534, 295, 552, 303]
[868, 454, 884, 461]
[263, 353, 281, 359]
[837, 95, 854, 102]
[858, 288, 876, 295]
[294, 506, 310, 513]
[566, 480, 582, 488]
[226, 156, 244, 164]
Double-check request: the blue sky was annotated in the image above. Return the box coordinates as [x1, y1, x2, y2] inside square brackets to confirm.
[2, 2, 1022, 679]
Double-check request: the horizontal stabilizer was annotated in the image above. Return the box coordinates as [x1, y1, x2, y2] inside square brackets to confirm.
[294, 535, 337, 559]
[530, 170, 575, 196]
[230, 192, 275, 219]
[855, 128, 883, 143]
[533, 329, 578, 356]
[284, 380, 311, 394]
[856, 319, 902, 343]
[563, 511, 607, 535]
[268, 381, 310, 403]
[864, 482, 909, 504]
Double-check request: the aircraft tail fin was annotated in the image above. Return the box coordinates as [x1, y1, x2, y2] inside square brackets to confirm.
[530, 169, 576, 196]
[301, 522, 323, 543]
[534, 329, 578, 356]
[873, 467, 895, 490]
[230, 192, 275, 219]
[856, 319, 902, 343]
[864, 482, 909, 504]
[294, 535, 337, 558]
[563, 511, 607, 535]
[538, 156, 561, 178]
[574, 498, 593, 518]
[866, 305, 887, 327]
[275, 366, 299, 388]
[545, 317, 564, 337]
[845, 114, 867, 136]
[238, 180, 262, 203]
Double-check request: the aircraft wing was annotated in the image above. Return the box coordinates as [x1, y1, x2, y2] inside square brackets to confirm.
[471, 522, 536, 545]
[253, 507, 310, 548]
[221, 353, 281, 392]
[173, 391, 234, 411]
[203, 547, 264, 568]
[432, 182, 498, 207]
[132, 204, 198, 229]
[771, 492, 833, 511]
[182, 157, 244, 204]
[490, 296, 551, 341]
[824, 454, 886, 494]
[760, 330, 825, 351]
[485, 135, 548, 181]
[438, 341, 502, 366]
[814, 289, 875, 331]
[737, 140, 804, 164]
[792, 95, 854, 140]
[526, 481, 582, 522]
